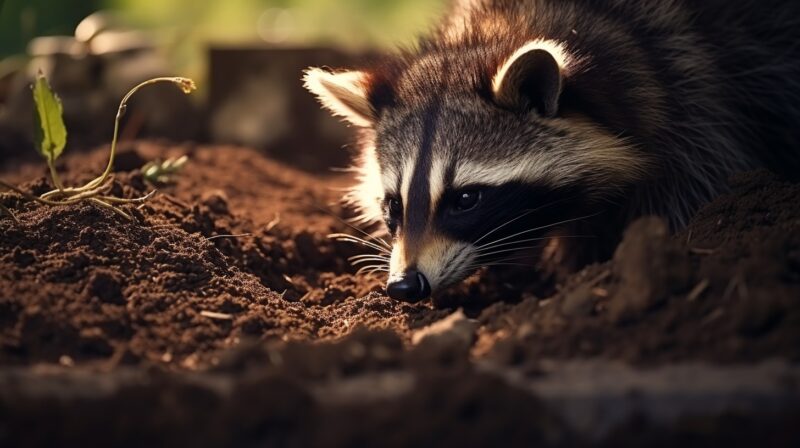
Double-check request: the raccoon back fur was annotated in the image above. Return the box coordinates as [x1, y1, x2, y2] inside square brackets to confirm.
[304, 0, 800, 302]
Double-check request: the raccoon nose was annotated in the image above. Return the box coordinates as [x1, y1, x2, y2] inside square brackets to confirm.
[386, 269, 431, 302]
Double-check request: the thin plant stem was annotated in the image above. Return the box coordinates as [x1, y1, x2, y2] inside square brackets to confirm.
[0, 179, 70, 206]
[2, 77, 195, 224]
[43, 77, 196, 197]
[87, 198, 132, 220]
[47, 160, 65, 192]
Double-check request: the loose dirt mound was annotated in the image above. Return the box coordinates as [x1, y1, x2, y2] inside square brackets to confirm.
[0, 142, 450, 368]
[0, 142, 798, 446]
[479, 171, 800, 365]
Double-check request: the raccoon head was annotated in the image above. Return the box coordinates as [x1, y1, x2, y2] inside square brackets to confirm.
[304, 40, 646, 302]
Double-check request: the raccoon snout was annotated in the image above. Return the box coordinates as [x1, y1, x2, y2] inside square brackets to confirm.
[386, 269, 432, 303]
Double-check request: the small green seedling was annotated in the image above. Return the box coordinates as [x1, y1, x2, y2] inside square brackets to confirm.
[142, 155, 189, 184]
[0, 72, 196, 222]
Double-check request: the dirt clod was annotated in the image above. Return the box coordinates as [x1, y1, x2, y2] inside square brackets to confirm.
[86, 269, 125, 304]
[609, 217, 693, 323]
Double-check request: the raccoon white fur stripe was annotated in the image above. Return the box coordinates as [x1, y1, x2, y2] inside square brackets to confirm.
[305, 0, 800, 300]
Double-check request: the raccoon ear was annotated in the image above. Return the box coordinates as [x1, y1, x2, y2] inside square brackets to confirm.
[303, 68, 376, 127]
[492, 42, 566, 117]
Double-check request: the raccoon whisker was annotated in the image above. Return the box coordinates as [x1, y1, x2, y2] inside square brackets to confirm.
[336, 226, 392, 250]
[350, 257, 390, 264]
[461, 262, 534, 273]
[356, 262, 388, 270]
[475, 244, 546, 260]
[365, 232, 392, 250]
[348, 254, 391, 261]
[482, 254, 543, 265]
[482, 263, 537, 269]
[463, 255, 541, 272]
[347, 254, 390, 260]
[340, 220, 392, 250]
[472, 209, 538, 246]
[312, 203, 392, 250]
[477, 235, 594, 253]
[329, 233, 391, 254]
[471, 196, 579, 246]
[358, 270, 386, 277]
[439, 246, 471, 283]
[361, 266, 390, 274]
[476, 236, 551, 253]
[350, 257, 392, 266]
[361, 269, 389, 277]
[357, 265, 390, 276]
[475, 213, 599, 251]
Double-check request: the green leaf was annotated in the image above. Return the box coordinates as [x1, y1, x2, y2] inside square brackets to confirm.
[32, 72, 68, 164]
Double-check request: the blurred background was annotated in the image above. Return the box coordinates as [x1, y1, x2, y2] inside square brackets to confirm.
[0, 0, 447, 171]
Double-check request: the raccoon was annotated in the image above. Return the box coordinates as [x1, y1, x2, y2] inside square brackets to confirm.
[304, 0, 800, 302]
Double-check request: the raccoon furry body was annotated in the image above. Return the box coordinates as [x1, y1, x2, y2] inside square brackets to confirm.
[304, 0, 800, 301]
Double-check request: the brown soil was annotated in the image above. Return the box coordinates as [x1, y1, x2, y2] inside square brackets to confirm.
[0, 142, 798, 447]
[479, 171, 800, 365]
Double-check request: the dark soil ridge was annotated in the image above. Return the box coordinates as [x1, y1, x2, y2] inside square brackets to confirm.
[1, 330, 798, 448]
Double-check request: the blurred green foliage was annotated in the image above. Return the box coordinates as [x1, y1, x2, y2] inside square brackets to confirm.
[0, 0, 101, 57]
[111, 0, 445, 47]
[112, 0, 446, 80]
[1, 0, 446, 78]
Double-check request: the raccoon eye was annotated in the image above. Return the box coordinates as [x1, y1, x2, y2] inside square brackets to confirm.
[452, 190, 481, 213]
[387, 197, 402, 217]
[384, 196, 402, 234]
